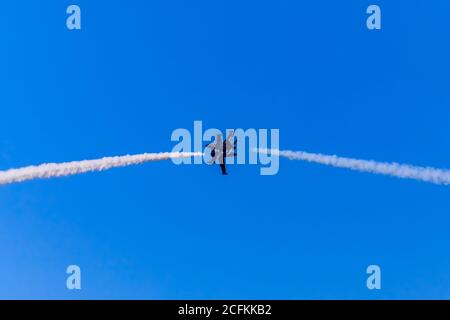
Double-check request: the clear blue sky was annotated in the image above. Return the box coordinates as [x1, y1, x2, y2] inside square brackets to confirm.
[1, 1, 450, 299]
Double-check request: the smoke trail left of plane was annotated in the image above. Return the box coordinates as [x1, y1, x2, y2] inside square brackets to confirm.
[0, 152, 203, 186]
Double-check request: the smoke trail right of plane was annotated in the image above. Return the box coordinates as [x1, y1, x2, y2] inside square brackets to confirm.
[257, 149, 450, 185]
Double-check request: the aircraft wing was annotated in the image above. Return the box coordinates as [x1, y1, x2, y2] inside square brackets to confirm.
[206, 134, 222, 149]
[226, 130, 234, 142]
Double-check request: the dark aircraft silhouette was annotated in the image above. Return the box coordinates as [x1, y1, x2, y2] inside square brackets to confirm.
[206, 131, 237, 175]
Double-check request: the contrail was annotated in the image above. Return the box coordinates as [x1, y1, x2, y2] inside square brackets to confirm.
[258, 149, 450, 185]
[3, 148, 449, 186]
[0, 152, 203, 186]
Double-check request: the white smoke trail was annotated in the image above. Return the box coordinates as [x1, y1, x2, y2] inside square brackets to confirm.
[0, 152, 203, 186]
[258, 149, 450, 185]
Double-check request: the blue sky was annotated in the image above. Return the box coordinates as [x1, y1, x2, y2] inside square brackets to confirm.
[1, 0, 450, 299]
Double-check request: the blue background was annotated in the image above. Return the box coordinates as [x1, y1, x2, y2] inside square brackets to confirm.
[1, 1, 450, 299]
